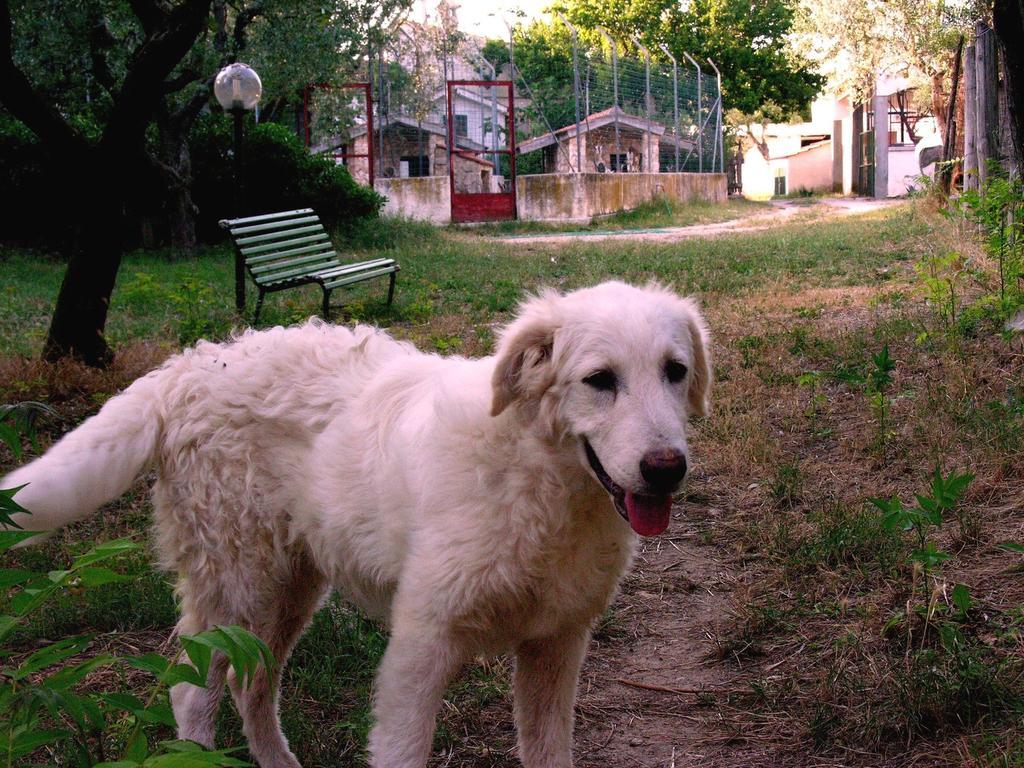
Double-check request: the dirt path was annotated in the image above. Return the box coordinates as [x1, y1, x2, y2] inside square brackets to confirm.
[573, 488, 761, 768]
[490, 197, 903, 246]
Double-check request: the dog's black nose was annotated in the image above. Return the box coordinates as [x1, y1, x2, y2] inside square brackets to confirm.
[640, 449, 687, 493]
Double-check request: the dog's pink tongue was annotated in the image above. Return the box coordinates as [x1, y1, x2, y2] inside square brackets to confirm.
[624, 492, 673, 536]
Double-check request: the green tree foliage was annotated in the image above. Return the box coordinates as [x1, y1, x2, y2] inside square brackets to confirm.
[792, 0, 976, 137]
[189, 116, 384, 241]
[543, 0, 823, 119]
[0, 0, 408, 365]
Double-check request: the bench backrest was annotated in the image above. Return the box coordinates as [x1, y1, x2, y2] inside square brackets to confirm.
[220, 209, 340, 286]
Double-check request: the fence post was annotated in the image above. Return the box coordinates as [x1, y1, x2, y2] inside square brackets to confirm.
[558, 13, 583, 173]
[683, 52, 702, 172]
[376, 44, 385, 179]
[659, 44, 680, 172]
[634, 38, 652, 173]
[598, 27, 620, 164]
[707, 58, 723, 174]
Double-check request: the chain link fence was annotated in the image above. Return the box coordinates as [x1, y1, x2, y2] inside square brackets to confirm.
[302, 17, 723, 181]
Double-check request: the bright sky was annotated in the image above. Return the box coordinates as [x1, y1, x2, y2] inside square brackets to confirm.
[410, 0, 551, 39]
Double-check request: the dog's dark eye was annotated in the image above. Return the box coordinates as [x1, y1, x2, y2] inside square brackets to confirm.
[665, 360, 688, 384]
[583, 369, 617, 392]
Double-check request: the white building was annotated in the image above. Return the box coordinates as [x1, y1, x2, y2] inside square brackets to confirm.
[740, 78, 940, 199]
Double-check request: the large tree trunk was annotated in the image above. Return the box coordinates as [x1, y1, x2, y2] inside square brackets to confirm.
[0, 0, 215, 365]
[155, 106, 199, 254]
[41, 178, 125, 366]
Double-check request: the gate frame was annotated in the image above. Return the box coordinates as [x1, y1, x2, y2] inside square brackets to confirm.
[303, 82, 374, 188]
[446, 79, 517, 223]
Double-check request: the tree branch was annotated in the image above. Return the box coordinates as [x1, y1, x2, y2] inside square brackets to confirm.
[127, 0, 171, 34]
[0, 0, 88, 157]
[163, 68, 202, 94]
[232, 1, 266, 53]
[88, 13, 118, 94]
[102, 0, 213, 155]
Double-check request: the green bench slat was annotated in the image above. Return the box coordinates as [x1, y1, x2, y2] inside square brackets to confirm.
[235, 224, 326, 247]
[246, 242, 338, 265]
[228, 215, 322, 235]
[250, 251, 339, 275]
[220, 208, 314, 227]
[317, 258, 395, 279]
[240, 233, 331, 256]
[324, 265, 399, 290]
[256, 259, 342, 285]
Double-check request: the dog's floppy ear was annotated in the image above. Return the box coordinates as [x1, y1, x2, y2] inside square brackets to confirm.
[683, 299, 712, 418]
[491, 291, 561, 417]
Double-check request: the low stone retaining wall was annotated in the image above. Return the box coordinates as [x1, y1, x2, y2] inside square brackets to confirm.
[373, 172, 727, 224]
[376, 177, 450, 224]
[515, 172, 727, 222]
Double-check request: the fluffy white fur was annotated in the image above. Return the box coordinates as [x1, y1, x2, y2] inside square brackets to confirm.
[3, 281, 712, 768]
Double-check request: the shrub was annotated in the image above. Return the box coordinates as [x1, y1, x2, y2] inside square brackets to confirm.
[0, 114, 62, 247]
[190, 115, 385, 242]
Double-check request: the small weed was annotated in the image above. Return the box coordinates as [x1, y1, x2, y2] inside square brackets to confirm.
[771, 463, 804, 508]
[171, 275, 225, 345]
[431, 334, 462, 354]
[794, 305, 822, 319]
[870, 467, 974, 646]
[916, 250, 972, 327]
[788, 503, 903, 577]
[866, 345, 896, 454]
[737, 335, 766, 369]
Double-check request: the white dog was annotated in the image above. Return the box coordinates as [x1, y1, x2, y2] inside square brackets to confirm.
[3, 281, 711, 768]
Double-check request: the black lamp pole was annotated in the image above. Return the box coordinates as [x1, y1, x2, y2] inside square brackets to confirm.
[233, 107, 245, 315]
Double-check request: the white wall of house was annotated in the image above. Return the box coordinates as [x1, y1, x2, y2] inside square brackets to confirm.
[889, 145, 932, 196]
[788, 141, 835, 192]
[742, 141, 834, 199]
[741, 89, 942, 198]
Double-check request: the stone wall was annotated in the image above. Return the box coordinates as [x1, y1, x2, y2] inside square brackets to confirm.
[376, 177, 451, 224]
[515, 172, 726, 222]
[373, 171, 727, 224]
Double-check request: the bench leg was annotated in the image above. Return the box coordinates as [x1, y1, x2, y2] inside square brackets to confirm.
[322, 288, 331, 321]
[387, 271, 397, 306]
[253, 290, 266, 326]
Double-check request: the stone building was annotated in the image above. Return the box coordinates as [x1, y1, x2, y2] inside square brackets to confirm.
[518, 106, 683, 174]
[346, 116, 500, 193]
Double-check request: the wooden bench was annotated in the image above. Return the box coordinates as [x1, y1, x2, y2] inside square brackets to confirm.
[219, 208, 399, 324]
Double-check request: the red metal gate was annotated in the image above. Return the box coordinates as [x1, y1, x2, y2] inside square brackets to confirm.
[446, 80, 516, 223]
[303, 82, 374, 187]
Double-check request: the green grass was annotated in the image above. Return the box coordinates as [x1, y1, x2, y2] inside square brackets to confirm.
[6, 199, 1004, 766]
[0, 203, 926, 357]
[463, 196, 772, 236]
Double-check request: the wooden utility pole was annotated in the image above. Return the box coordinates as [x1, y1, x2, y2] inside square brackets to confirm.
[964, 42, 978, 190]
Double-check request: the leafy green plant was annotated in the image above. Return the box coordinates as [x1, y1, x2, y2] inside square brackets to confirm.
[797, 370, 828, 431]
[866, 345, 896, 453]
[189, 116, 384, 243]
[0, 429, 273, 766]
[915, 250, 971, 327]
[0, 401, 58, 459]
[870, 467, 974, 646]
[170, 275, 223, 346]
[956, 171, 1024, 309]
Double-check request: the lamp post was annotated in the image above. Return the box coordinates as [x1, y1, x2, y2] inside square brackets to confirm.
[214, 63, 262, 315]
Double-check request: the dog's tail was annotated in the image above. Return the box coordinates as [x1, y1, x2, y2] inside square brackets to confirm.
[2, 369, 166, 541]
